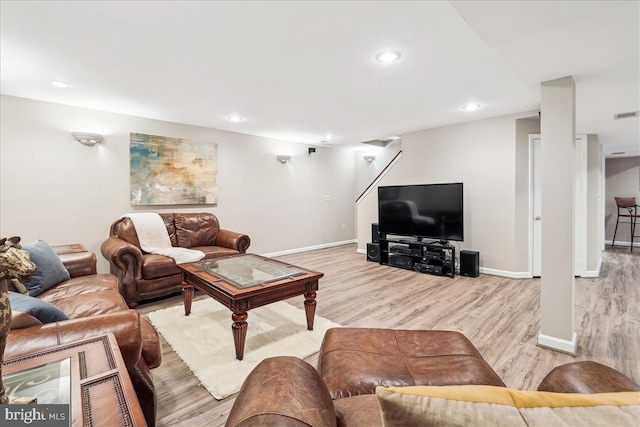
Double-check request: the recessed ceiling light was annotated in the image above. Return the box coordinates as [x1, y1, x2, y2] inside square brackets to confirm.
[462, 103, 481, 111]
[50, 80, 72, 88]
[375, 51, 401, 64]
[226, 115, 245, 122]
[387, 135, 401, 140]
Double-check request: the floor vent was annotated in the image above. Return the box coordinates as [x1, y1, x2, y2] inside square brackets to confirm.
[614, 111, 639, 120]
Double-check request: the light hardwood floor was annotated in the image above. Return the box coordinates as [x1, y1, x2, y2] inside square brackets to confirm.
[136, 244, 639, 427]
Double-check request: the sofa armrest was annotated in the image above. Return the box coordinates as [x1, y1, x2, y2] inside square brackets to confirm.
[5, 311, 143, 370]
[216, 229, 251, 253]
[226, 356, 337, 427]
[101, 236, 144, 272]
[59, 251, 97, 278]
[538, 361, 640, 393]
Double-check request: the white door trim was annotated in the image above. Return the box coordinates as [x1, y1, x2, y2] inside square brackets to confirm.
[529, 134, 587, 278]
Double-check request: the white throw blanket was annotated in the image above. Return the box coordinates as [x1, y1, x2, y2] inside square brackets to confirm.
[123, 213, 205, 264]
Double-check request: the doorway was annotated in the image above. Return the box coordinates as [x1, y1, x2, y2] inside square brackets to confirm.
[530, 134, 587, 277]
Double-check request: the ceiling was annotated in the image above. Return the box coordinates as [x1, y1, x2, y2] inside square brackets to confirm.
[1, 1, 638, 155]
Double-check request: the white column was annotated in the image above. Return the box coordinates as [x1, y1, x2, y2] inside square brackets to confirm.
[538, 76, 577, 355]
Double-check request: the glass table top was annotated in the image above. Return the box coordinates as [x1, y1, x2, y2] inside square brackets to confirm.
[4, 357, 71, 404]
[196, 255, 304, 287]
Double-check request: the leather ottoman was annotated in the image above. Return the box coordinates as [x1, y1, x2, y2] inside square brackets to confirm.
[318, 328, 505, 399]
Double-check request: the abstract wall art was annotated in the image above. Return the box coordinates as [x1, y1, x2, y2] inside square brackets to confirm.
[130, 132, 218, 205]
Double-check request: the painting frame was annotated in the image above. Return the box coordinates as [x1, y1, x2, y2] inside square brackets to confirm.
[130, 132, 218, 206]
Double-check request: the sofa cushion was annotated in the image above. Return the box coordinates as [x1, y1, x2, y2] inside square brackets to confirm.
[8, 291, 69, 325]
[37, 273, 127, 318]
[318, 328, 505, 399]
[159, 213, 178, 246]
[174, 213, 219, 248]
[142, 254, 181, 279]
[20, 239, 70, 296]
[376, 385, 640, 427]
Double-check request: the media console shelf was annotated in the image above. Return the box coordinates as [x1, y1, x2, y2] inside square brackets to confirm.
[378, 233, 456, 278]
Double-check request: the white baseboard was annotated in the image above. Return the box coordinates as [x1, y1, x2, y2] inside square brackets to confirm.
[479, 267, 531, 279]
[581, 254, 603, 278]
[537, 332, 577, 355]
[605, 239, 640, 248]
[261, 240, 357, 258]
[581, 270, 600, 278]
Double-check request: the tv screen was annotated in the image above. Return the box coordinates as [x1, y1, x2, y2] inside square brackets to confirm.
[377, 183, 464, 242]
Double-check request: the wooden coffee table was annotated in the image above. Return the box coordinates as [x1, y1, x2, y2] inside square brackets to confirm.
[177, 254, 324, 360]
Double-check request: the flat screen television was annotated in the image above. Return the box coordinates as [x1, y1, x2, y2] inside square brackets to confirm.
[377, 183, 464, 242]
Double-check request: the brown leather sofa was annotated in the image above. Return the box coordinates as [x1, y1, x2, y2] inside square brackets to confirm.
[102, 212, 251, 307]
[5, 250, 162, 426]
[226, 328, 640, 427]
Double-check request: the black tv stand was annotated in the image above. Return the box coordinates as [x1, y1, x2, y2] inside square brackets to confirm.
[379, 233, 455, 278]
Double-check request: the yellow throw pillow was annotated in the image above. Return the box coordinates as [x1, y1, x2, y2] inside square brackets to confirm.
[376, 385, 640, 427]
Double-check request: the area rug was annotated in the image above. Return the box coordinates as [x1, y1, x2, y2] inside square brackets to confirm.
[147, 298, 340, 400]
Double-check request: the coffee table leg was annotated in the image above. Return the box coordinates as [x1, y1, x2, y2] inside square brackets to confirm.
[232, 312, 248, 360]
[182, 282, 194, 316]
[304, 292, 316, 330]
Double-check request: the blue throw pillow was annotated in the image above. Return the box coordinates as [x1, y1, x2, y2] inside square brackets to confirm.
[21, 239, 70, 297]
[8, 291, 69, 323]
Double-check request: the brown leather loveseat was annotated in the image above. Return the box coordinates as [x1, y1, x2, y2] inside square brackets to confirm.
[5, 250, 162, 426]
[226, 328, 640, 426]
[102, 212, 250, 307]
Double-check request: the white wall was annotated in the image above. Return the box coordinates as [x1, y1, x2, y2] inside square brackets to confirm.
[354, 139, 402, 246]
[0, 95, 357, 273]
[357, 110, 540, 274]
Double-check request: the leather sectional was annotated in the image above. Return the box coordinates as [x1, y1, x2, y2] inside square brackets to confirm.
[5, 250, 162, 426]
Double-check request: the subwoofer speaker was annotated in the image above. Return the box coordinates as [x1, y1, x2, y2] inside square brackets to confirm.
[371, 223, 379, 243]
[460, 250, 479, 278]
[367, 243, 380, 262]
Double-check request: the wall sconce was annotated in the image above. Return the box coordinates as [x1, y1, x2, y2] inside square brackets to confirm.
[277, 155, 292, 164]
[72, 132, 103, 146]
[363, 155, 376, 162]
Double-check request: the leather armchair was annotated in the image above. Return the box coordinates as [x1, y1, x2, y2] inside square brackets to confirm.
[227, 329, 640, 427]
[102, 212, 250, 307]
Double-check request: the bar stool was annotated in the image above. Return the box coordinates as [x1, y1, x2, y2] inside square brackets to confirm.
[611, 197, 640, 251]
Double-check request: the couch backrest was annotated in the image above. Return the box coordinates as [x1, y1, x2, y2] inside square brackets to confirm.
[112, 213, 219, 249]
[174, 213, 219, 248]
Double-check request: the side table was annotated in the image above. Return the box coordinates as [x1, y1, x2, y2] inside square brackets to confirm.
[52, 244, 88, 255]
[2, 333, 146, 426]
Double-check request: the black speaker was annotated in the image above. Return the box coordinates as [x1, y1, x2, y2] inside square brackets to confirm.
[367, 243, 380, 262]
[460, 250, 479, 278]
[371, 223, 379, 243]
